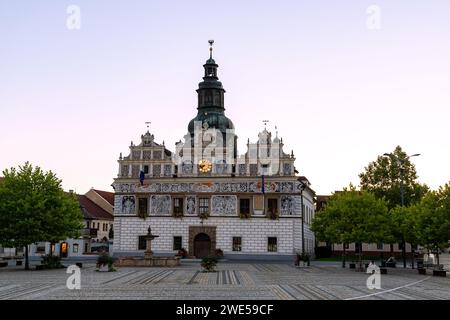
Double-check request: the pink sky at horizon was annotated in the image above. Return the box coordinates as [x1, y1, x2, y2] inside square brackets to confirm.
[1, 1, 449, 195]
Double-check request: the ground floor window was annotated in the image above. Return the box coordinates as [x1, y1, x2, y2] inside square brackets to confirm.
[268, 237, 277, 252]
[232, 237, 242, 252]
[36, 243, 46, 254]
[73, 243, 79, 253]
[138, 236, 147, 250]
[173, 236, 182, 251]
[377, 242, 383, 250]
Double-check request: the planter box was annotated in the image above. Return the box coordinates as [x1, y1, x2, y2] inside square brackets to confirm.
[98, 265, 109, 272]
[418, 268, 427, 275]
[433, 270, 447, 277]
[0, 262, 7, 268]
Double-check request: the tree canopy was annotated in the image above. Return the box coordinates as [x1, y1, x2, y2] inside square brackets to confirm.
[312, 187, 391, 250]
[0, 162, 84, 269]
[415, 183, 450, 261]
[359, 146, 428, 209]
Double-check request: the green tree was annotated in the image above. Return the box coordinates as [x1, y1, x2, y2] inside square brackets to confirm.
[312, 187, 390, 268]
[390, 205, 421, 266]
[0, 162, 84, 270]
[359, 146, 428, 209]
[415, 183, 450, 267]
[359, 146, 428, 262]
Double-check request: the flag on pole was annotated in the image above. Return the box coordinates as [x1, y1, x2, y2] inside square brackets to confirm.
[139, 170, 145, 186]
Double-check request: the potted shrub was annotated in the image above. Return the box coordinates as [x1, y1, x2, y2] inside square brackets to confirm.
[266, 209, 279, 220]
[96, 253, 116, 272]
[201, 256, 218, 272]
[176, 248, 188, 259]
[239, 212, 251, 219]
[215, 248, 224, 259]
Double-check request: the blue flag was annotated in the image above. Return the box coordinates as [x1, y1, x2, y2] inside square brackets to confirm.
[261, 175, 265, 194]
[139, 170, 145, 186]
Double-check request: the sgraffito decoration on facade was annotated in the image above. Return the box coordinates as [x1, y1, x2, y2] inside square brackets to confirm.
[150, 195, 171, 215]
[114, 181, 304, 194]
[121, 196, 135, 214]
[281, 195, 296, 215]
[211, 195, 237, 215]
[186, 196, 196, 215]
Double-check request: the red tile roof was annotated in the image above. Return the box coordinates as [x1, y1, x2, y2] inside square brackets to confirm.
[78, 195, 113, 221]
[93, 189, 115, 206]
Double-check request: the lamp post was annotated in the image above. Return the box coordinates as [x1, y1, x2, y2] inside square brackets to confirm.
[383, 152, 420, 268]
[298, 179, 307, 255]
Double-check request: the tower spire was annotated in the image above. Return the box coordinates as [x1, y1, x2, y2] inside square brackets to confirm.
[208, 39, 214, 59]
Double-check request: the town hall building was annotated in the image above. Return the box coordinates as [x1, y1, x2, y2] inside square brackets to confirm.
[112, 42, 316, 259]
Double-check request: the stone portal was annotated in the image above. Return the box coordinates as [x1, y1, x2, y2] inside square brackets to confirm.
[189, 226, 216, 258]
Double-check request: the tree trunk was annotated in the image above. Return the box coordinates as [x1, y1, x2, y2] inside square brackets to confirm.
[411, 246, 415, 269]
[390, 243, 394, 256]
[436, 252, 440, 268]
[24, 245, 29, 270]
[342, 246, 346, 268]
[402, 239, 406, 268]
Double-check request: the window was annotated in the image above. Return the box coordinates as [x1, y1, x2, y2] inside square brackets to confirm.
[36, 243, 46, 253]
[268, 237, 277, 252]
[344, 243, 349, 249]
[173, 236, 182, 251]
[143, 165, 149, 174]
[239, 199, 250, 215]
[106, 224, 108, 232]
[377, 243, 383, 250]
[87, 221, 90, 228]
[267, 199, 278, 214]
[199, 198, 209, 214]
[138, 198, 148, 216]
[173, 198, 184, 215]
[138, 236, 147, 250]
[73, 244, 79, 253]
[232, 237, 242, 252]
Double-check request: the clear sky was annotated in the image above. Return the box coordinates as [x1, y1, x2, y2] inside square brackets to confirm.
[1, 1, 449, 195]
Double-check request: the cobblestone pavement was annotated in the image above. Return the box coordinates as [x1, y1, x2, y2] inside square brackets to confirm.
[0, 262, 449, 300]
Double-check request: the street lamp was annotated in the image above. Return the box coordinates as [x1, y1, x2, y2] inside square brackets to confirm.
[383, 152, 421, 268]
[298, 178, 307, 255]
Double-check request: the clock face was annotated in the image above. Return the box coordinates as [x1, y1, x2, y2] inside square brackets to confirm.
[198, 159, 212, 173]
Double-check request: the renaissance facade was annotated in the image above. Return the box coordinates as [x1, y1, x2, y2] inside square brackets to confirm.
[112, 43, 316, 259]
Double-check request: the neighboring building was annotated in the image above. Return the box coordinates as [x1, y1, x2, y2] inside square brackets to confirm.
[112, 43, 316, 259]
[315, 194, 413, 258]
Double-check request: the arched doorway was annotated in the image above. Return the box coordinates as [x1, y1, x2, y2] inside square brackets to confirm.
[194, 233, 211, 258]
